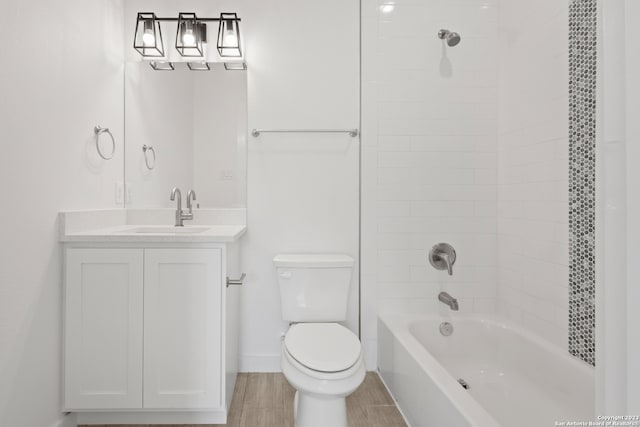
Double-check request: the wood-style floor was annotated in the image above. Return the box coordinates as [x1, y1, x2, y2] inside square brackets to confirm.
[79, 372, 407, 427]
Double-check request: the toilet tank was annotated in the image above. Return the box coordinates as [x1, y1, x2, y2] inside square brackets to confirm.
[273, 254, 354, 322]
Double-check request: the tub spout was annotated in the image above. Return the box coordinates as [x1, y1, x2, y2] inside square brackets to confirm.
[438, 292, 459, 311]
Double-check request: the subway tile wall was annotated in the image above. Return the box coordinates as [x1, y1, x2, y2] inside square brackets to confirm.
[496, 0, 570, 348]
[361, 0, 500, 366]
[362, 0, 571, 365]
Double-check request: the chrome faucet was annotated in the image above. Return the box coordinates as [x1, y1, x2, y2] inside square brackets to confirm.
[186, 189, 197, 214]
[438, 292, 459, 311]
[169, 187, 193, 226]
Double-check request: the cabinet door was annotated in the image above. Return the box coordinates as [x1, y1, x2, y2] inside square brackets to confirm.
[65, 248, 144, 409]
[143, 248, 223, 409]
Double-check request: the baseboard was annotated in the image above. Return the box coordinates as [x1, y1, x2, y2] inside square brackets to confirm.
[51, 413, 77, 427]
[239, 354, 281, 372]
[76, 410, 226, 424]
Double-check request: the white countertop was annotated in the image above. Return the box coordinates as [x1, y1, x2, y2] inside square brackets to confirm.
[59, 208, 247, 243]
[61, 224, 247, 243]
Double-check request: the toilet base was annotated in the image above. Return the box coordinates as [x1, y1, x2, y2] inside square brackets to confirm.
[294, 390, 348, 427]
[280, 330, 366, 427]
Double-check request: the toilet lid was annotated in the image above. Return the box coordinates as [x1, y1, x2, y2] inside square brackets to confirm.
[284, 323, 361, 373]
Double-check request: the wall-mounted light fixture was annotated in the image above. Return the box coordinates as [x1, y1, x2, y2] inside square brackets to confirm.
[217, 13, 242, 57]
[176, 13, 204, 57]
[133, 13, 165, 57]
[133, 12, 242, 66]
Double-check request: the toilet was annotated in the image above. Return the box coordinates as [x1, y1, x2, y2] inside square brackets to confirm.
[274, 254, 366, 427]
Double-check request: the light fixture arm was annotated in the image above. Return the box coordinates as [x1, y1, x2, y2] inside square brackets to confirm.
[153, 17, 241, 22]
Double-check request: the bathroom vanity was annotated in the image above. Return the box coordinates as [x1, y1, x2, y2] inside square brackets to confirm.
[59, 209, 246, 424]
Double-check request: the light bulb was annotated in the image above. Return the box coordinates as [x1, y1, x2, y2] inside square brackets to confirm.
[217, 15, 242, 57]
[224, 31, 238, 47]
[142, 30, 155, 46]
[379, 3, 395, 13]
[183, 29, 196, 46]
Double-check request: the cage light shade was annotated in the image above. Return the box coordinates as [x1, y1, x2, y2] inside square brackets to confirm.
[134, 13, 165, 57]
[176, 13, 204, 57]
[224, 62, 247, 71]
[149, 61, 175, 71]
[188, 61, 211, 71]
[217, 13, 242, 57]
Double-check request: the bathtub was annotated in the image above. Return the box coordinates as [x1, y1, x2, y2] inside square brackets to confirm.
[378, 313, 594, 427]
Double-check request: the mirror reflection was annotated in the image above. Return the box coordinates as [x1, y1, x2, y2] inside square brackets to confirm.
[124, 61, 247, 208]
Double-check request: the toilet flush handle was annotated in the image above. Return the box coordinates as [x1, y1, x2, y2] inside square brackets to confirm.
[280, 271, 292, 279]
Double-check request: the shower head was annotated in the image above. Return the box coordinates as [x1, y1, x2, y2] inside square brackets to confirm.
[438, 29, 461, 47]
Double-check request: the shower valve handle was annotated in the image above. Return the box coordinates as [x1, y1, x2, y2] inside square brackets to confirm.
[429, 243, 457, 276]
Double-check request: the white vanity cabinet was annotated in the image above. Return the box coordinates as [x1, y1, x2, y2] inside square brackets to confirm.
[64, 248, 144, 409]
[63, 242, 240, 424]
[143, 248, 222, 409]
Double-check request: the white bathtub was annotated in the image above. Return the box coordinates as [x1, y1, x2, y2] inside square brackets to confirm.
[378, 313, 594, 427]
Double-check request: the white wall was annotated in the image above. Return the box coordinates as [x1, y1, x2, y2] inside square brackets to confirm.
[597, 0, 628, 415]
[625, 0, 640, 414]
[496, 0, 570, 348]
[598, 0, 640, 414]
[0, 1, 124, 426]
[361, 0, 500, 367]
[624, 0, 640, 411]
[240, 0, 360, 371]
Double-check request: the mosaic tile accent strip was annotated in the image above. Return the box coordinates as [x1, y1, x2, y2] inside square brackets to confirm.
[568, 0, 597, 366]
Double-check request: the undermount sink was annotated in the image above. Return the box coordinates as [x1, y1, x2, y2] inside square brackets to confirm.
[125, 226, 210, 234]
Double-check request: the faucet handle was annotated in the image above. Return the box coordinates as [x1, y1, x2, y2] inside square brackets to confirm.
[429, 243, 456, 276]
[439, 252, 453, 276]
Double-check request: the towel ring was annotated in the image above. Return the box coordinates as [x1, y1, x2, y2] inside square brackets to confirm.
[142, 144, 156, 170]
[94, 126, 115, 160]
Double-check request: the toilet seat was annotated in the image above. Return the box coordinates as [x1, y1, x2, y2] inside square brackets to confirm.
[283, 344, 365, 383]
[284, 323, 361, 373]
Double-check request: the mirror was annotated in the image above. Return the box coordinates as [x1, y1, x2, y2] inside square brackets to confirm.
[124, 61, 247, 208]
